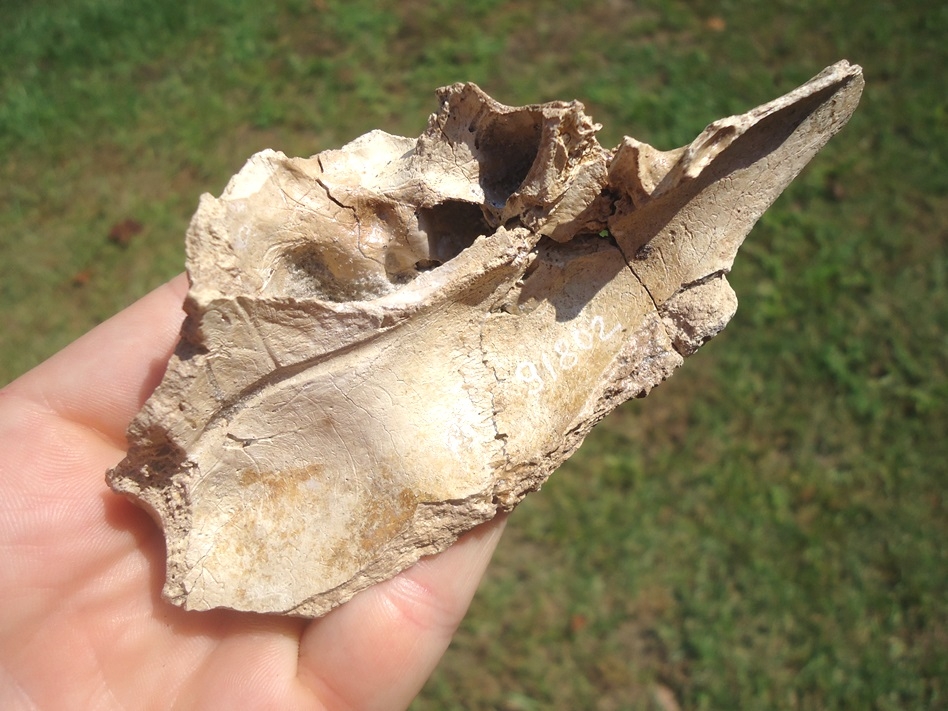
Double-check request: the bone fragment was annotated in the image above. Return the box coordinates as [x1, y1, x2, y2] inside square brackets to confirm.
[108, 62, 863, 617]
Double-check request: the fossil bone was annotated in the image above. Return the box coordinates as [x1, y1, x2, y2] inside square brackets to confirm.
[107, 62, 863, 617]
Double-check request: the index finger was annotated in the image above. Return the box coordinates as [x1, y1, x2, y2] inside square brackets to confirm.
[2, 274, 189, 448]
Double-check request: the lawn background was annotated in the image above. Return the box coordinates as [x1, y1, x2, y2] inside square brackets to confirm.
[1, 0, 945, 708]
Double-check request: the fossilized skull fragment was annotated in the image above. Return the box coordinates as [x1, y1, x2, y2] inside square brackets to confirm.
[108, 62, 864, 617]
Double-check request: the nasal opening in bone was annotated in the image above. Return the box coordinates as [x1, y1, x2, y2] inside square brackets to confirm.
[412, 201, 491, 270]
[474, 110, 543, 209]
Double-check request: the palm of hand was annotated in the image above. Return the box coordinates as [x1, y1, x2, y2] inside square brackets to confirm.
[0, 276, 503, 710]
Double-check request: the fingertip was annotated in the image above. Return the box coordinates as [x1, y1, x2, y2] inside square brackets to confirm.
[296, 516, 507, 711]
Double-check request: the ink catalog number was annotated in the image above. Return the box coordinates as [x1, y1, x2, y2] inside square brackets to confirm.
[514, 316, 621, 394]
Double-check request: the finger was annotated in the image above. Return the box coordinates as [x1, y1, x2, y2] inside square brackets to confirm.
[296, 516, 506, 711]
[2, 274, 189, 448]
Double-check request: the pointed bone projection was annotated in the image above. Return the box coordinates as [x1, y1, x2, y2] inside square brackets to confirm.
[108, 62, 863, 617]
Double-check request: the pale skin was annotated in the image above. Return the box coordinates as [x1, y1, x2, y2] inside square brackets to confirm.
[0, 274, 506, 710]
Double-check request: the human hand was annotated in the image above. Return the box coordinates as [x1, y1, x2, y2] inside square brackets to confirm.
[0, 275, 505, 710]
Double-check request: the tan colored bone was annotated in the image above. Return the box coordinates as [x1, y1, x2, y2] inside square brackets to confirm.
[108, 62, 863, 617]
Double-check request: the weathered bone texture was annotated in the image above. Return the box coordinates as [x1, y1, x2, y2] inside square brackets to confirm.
[108, 62, 863, 617]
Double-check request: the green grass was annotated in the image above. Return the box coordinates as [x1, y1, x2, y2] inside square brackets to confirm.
[2, 0, 945, 708]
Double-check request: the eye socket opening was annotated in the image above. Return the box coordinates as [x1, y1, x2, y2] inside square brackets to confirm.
[474, 110, 543, 209]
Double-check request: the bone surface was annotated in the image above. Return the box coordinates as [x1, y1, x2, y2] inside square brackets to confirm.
[108, 62, 863, 617]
